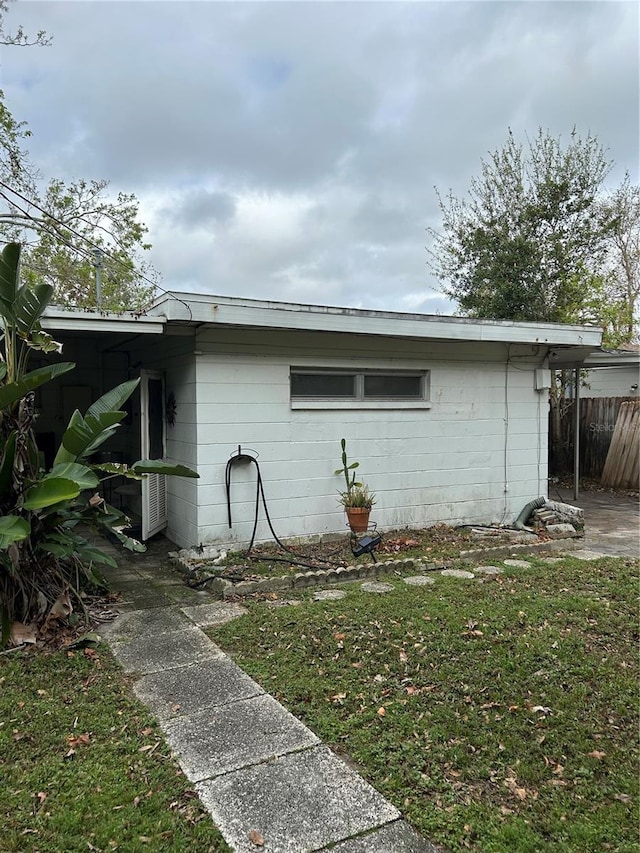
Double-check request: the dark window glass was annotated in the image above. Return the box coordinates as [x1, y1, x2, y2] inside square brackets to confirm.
[363, 374, 422, 398]
[147, 378, 164, 459]
[291, 373, 356, 397]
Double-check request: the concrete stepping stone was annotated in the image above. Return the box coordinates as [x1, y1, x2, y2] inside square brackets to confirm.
[503, 559, 531, 568]
[134, 657, 264, 720]
[180, 601, 248, 627]
[541, 557, 564, 564]
[361, 582, 394, 593]
[403, 575, 435, 586]
[196, 744, 400, 853]
[163, 693, 320, 782]
[99, 604, 191, 640]
[265, 598, 303, 607]
[440, 569, 475, 579]
[314, 589, 347, 601]
[330, 818, 441, 852]
[571, 549, 608, 561]
[474, 565, 504, 575]
[109, 624, 224, 674]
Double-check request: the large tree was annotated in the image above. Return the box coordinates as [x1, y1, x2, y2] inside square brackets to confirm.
[427, 128, 637, 345]
[0, 2, 157, 312]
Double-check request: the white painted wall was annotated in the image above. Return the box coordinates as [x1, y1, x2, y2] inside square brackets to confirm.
[583, 367, 639, 398]
[187, 327, 549, 549]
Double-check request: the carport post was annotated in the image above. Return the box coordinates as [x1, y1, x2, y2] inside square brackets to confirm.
[573, 367, 580, 501]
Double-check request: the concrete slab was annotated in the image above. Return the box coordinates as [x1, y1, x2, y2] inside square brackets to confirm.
[196, 745, 400, 853]
[134, 657, 264, 720]
[326, 819, 440, 853]
[162, 693, 320, 782]
[180, 601, 249, 628]
[403, 575, 435, 586]
[110, 582, 175, 609]
[441, 569, 475, 579]
[360, 582, 394, 593]
[474, 565, 504, 575]
[503, 559, 531, 568]
[571, 549, 609, 561]
[99, 605, 191, 639]
[110, 624, 224, 674]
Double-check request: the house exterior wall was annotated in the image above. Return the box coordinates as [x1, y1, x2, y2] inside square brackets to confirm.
[191, 327, 548, 549]
[584, 367, 639, 398]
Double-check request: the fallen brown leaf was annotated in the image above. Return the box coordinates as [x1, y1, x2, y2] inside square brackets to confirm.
[249, 829, 265, 846]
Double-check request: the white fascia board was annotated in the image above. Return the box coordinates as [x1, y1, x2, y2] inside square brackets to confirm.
[582, 350, 640, 369]
[152, 291, 603, 348]
[42, 308, 166, 335]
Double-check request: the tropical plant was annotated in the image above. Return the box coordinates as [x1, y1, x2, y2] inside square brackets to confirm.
[0, 242, 197, 644]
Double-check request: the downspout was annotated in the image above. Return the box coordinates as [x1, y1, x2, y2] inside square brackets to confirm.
[513, 495, 546, 530]
[573, 367, 580, 501]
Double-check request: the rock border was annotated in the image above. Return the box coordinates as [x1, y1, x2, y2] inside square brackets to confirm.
[170, 534, 580, 600]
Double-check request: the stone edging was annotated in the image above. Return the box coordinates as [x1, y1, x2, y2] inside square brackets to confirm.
[170, 534, 581, 600]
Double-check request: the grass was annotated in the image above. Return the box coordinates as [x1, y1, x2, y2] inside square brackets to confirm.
[0, 645, 231, 853]
[210, 554, 640, 853]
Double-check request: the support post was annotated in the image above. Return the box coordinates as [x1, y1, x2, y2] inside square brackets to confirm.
[92, 248, 103, 310]
[573, 367, 580, 501]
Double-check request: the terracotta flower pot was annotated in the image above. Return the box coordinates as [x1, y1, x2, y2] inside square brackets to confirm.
[345, 506, 371, 534]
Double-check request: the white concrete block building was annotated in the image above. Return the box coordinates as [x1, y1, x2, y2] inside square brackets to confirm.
[42, 293, 603, 549]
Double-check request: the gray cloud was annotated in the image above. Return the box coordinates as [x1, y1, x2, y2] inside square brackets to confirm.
[2, 1, 638, 313]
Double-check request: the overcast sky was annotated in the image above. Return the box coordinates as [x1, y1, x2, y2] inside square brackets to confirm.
[1, 0, 638, 314]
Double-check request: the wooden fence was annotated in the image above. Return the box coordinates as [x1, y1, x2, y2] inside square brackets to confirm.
[601, 401, 640, 489]
[550, 396, 636, 478]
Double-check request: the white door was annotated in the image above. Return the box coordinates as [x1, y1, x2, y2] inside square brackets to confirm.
[140, 370, 168, 540]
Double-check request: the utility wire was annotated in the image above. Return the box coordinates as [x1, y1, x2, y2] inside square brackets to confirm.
[0, 179, 193, 319]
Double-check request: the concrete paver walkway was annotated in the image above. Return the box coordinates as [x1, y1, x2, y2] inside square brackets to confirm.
[98, 539, 437, 853]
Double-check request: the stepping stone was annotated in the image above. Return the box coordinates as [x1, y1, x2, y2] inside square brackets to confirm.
[541, 557, 564, 564]
[440, 569, 475, 579]
[265, 598, 303, 607]
[404, 575, 435, 586]
[474, 565, 504, 575]
[571, 549, 607, 561]
[314, 590, 347, 601]
[330, 818, 440, 852]
[361, 582, 394, 593]
[109, 625, 224, 675]
[503, 559, 531, 568]
[163, 693, 319, 782]
[196, 745, 400, 853]
[134, 657, 263, 720]
[180, 601, 248, 627]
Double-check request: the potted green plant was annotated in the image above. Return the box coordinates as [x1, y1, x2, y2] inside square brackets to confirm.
[335, 439, 376, 533]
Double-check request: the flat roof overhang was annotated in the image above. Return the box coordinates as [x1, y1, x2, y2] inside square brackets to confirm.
[148, 292, 604, 349]
[42, 307, 166, 335]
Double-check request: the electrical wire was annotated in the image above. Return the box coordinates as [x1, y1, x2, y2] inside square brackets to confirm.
[0, 179, 194, 319]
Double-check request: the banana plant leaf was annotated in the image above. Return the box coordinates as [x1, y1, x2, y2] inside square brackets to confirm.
[0, 242, 21, 318]
[23, 477, 80, 510]
[47, 462, 99, 491]
[85, 378, 139, 420]
[13, 282, 55, 339]
[93, 461, 144, 480]
[131, 460, 199, 478]
[54, 410, 125, 464]
[0, 430, 16, 497]
[0, 362, 75, 409]
[0, 515, 29, 549]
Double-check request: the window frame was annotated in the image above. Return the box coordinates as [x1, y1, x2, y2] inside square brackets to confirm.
[289, 367, 431, 410]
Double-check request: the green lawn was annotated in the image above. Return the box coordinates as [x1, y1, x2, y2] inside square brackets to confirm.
[211, 555, 640, 853]
[0, 646, 230, 853]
